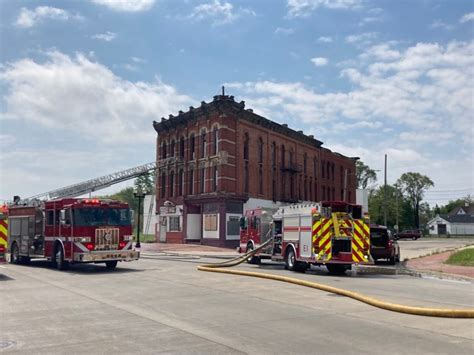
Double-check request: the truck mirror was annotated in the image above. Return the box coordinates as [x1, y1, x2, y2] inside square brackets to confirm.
[130, 210, 134, 222]
[239, 217, 246, 228]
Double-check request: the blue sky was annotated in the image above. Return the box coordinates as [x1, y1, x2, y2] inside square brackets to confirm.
[0, 0, 473, 206]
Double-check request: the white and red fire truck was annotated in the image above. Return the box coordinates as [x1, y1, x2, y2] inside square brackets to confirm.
[0, 205, 7, 264]
[8, 198, 139, 270]
[239, 201, 371, 274]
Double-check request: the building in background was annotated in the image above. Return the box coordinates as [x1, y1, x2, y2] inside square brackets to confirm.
[152, 92, 358, 247]
[427, 203, 474, 236]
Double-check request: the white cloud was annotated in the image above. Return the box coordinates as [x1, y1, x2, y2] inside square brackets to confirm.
[188, 0, 256, 26]
[91, 0, 155, 12]
[430, 19, 453, 31]
[360, 43, 401, 61]
[311, 57, 328, 66]
[275, 27, 295, 35]
[0, 51, 194, 144]
[15, 6, 82, 28]
[287, 0, 362, 18]
[91, 31, 117, 42]
[460, 12, 474, 23]
[317, 36, 333, 43]
[345, 32, 377, 44]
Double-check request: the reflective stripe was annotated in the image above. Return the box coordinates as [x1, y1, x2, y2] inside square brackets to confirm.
[74, 242, 90, 252]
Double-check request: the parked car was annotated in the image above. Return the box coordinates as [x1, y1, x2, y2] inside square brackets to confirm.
[370, 224, 400, 265]
[394, 229, 423, 240]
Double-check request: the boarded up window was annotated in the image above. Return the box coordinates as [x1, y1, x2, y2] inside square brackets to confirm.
[227, 216, 240, 236]
[204, 214, 218, 231]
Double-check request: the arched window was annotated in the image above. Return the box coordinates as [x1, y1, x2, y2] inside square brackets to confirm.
[169, 171, 175, 197]
[179, 137, 185, 158]
[281, 145, 285, 166]
[200, 129, 207, 158]
[200, 165, 206, 193]
[327, 162, 331, 180]
[189, 168, 194, 195]
[161, 172, 166, 198]
[243, 133, 249, 160]
[313, 157, 318, 178]
[189, 134, 195, 159]
[213, 126, 218, 155]
[331, 163, 335, 181]
[303, 153, 307, 175]
[258, 137, 263, 163]
[271, 142, 276, 168]
[178, 169, 184, 196]
[161, 141, 167, 159]
[170, 140, 175, 157]
[322, 160, 325, 179]
[213, 166, 218, 192]
[289, 149, 294, 165]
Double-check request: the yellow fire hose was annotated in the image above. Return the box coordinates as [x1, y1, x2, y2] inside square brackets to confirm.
[198, 237, 474, 318]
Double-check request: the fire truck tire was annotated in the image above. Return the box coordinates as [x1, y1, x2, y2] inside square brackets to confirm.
[285, 248, 306, 272]
[55, 245, 68, 271]
[246, 244, 261, 265]
[10, 243, 20, 264]
[105, 260, 118, 269]
[326, 264, 348, 275]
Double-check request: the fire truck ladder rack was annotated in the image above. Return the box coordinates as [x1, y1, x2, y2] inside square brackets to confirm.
[197, 237, 474, 319]
[21, 162, 157, 204]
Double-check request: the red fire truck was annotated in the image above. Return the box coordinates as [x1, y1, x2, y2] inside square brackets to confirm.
[8, 198, 139, 270]
[239, 201, 371, 274]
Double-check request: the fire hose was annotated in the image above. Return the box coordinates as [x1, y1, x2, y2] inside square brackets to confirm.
[197, 235, 474, 318]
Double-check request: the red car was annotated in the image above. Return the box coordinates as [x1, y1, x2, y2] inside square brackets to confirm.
[395, 229, 422, 240]
[370, 225, 400, 265]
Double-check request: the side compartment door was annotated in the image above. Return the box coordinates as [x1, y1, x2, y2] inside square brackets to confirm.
[299, 215, 312, 258]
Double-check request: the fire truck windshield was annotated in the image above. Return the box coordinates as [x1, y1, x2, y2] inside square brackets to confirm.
[73, 208, 131, 227]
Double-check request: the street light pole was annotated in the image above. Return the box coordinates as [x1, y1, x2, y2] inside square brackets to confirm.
[134, 190, 145, 249]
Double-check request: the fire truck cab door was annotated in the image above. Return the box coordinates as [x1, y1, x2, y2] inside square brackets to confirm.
[300, 215, 312, 258]
[59, 209, 73, 258]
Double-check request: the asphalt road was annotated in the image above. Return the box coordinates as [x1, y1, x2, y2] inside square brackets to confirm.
[1, 253, 473, 355]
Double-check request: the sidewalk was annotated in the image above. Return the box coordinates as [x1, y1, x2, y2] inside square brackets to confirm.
[140, 242, 239, 258]
[406, 250, 474, 279]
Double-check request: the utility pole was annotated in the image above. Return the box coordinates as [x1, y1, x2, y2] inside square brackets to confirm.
[395, 187, 399, 232]
[383, 154, 387, 226]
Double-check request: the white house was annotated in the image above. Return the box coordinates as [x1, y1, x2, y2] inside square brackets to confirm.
[427, 204, 474, 236]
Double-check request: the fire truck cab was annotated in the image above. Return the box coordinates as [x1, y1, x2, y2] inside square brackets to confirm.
[8, 198, 139, 270]
[239, 201, 371, 274]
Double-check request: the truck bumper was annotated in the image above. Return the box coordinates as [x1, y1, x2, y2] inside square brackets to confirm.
[73, 249, 140, 263]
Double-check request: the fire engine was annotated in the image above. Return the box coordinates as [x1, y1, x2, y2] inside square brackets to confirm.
[8, 198, 139, 270]
[0, 204, 7, 264]
[239, 201, 371, 274]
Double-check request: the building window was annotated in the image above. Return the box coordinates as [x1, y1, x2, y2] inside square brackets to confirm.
[272, 178, 276, 201]
[290, 176, 294, 199]
[281, 145, 285, 166]
[322, 160, 325, 179]
[189, 169, 194, 195]
[204, 214, 218, 231]
[314, 181, 318, 201]
[281, 175, 286, 199]
[213, 126, 218, 155]
[304, 178, 307, 200]
[322, 185, 326, 200]
[244, 161, 249, 193]
[243, 133, 249, 160]
[309, 179, 312, 201]
[170, 140, 175, 157]
[303, 153, 307, 175]
[227, 216, 240, 236]
[259, 166, 263, 194]
[179, 137, 185, 158]
[271, 142, 276, 168]
[169, 171, 175, 197]
[332, 163, 335, 181]
[200, 166, 206, 193]
[161, 142, 167, 159]
[258, 137, 263, 163]
[161, 172, 166, 198]
[332, 187, 335, 200]
[200, 129, 207, 158]
[169, 216, 181, 231]
[341, 189, 344, 201]
[289, 149, 294, 165]
[190, 134, 195, 159]
[313, 157, 317, 178]
[213, 166, 218, 192]
[178, 169, 184, 196]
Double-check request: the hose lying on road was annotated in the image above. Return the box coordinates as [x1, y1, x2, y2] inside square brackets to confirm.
[198, 237, 474, 319]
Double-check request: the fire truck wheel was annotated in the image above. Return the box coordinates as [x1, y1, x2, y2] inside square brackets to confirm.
[10, 243, 20, 264]
[55, 245, 68, 271]
[285, 248, 297, 271]
[105, 261, 118, 269]
[246, 244, 261, 265]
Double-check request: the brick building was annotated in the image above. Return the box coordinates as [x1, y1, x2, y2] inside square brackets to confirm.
[153, 93, 357, 247]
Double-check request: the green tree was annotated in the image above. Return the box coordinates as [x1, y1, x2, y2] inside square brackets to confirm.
[134, 171, 155, 194]
[439, 195, 472, 215]
[356, 161, 377, 189]
[368, 185, 413, 229]
[396, 172, 434, 228]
